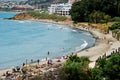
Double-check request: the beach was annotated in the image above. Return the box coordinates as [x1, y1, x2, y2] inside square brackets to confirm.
[76, 25, 120, 68]
[0, 20, 120, 78]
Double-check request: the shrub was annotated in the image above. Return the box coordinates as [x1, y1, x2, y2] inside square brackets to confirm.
[28, 11, 67, 21]
[112, 17, 120, 22]
[108, 22, 120, 30]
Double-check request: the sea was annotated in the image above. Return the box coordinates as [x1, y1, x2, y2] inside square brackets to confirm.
[0, 11, 96, 69]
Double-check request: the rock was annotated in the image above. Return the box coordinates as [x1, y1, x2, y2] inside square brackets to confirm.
[4, 18, 13, 20]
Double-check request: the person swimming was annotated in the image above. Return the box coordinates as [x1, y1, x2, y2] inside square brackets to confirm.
[47, 51, 50, 55]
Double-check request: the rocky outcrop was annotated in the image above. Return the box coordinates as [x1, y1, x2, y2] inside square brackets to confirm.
[12, 13, 33, 20]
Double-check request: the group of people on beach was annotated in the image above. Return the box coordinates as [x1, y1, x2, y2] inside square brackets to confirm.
[0, 56, 65, 80]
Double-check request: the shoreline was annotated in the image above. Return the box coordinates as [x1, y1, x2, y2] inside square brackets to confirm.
[33, 19, 120, 66]
[0, 19, 94, 69]
[0, 19, 120, 77]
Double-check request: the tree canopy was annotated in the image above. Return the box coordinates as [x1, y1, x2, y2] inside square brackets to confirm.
[109, 22, 120, 30]
[92, 53, 120, 80]
[59, 55, 91, 80]
[70, 0, 120, 23]
[108, 22, 120, 40]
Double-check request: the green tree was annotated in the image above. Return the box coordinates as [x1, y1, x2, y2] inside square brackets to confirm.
[109, 22, 120, 30]
[59, 55, 91, 80]
[109, 22, 120, 39]
[92, 67, 103, 80]
[104, 15, 111, 24]
[70, 1, 86, 22]
[92, 53, 120, 80]
[89, 11, 105, 23]
[104, 54, 120, 80]
[70, 0, 120, 22]
[59, 62, 82, 80]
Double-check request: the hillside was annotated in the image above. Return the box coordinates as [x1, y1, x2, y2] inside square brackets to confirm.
[26, 0, 68, 5]
[21, 0, 68, 9]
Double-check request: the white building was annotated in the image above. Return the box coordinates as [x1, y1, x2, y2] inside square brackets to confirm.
[48, 3, 72, 16]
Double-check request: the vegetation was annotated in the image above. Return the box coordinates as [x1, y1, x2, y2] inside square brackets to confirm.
[112, 17, 120, 22]
[109, 22, 120, 30]
[59, 53, 120, 80]
[59, 55, 91, 80]
[89, 11, 111, 24]
[70, 0, 120, 23]
[28, 11, 67, 21]
[70, 1, 87, 22]
[29, 53, 120, 80]
[108, 22, 120, 40]
[92, 53, 120, 80]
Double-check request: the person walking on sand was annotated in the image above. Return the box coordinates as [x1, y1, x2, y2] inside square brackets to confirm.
[31, 59, 33, 63]
[23, 63, 25, 67]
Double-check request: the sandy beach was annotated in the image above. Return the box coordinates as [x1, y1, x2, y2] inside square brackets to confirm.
[75, 26, 120, 68]
[0, 20, 120, 77]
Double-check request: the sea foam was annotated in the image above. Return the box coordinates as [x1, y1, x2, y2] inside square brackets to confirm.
[18, 21, 25, 23]
[75, 40, 88, 52]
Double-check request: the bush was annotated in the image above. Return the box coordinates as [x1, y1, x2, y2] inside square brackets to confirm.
[92, 53, 120, 80]
[112, 17, 120, 22]
[28, 11, 67, 21]
[59, 55, 91, 80]
[99, 20, 106, 24]
[108, 22, 120, 30]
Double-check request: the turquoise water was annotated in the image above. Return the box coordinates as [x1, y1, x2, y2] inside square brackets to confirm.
[0, 12, 95, 69]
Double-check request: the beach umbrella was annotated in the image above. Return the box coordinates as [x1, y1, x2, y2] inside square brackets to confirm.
[48, 59, 53, 64]
[55, 57, 61, 62]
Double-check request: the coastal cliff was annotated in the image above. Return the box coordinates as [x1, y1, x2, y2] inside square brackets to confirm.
[12, 13, 33, 20]
[11, 11, 73, 26]
[11, 11, 72, 23]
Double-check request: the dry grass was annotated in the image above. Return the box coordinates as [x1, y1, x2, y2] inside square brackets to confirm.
[76, 22, 114, 33]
